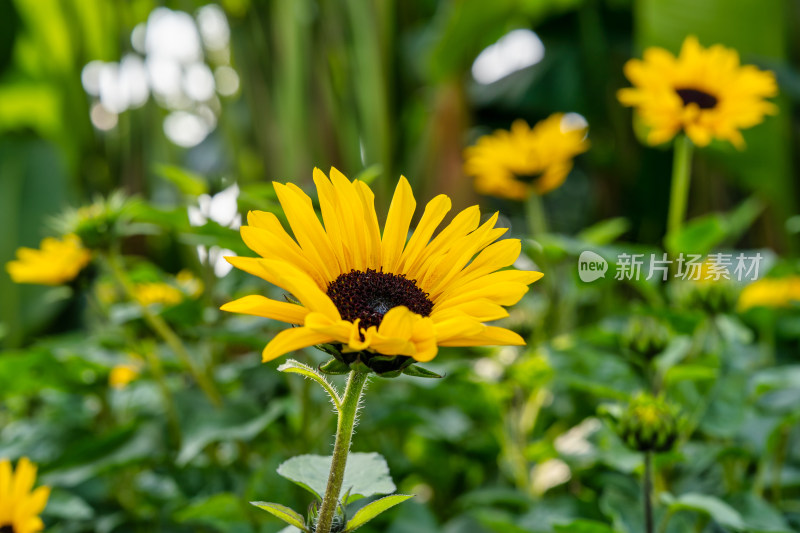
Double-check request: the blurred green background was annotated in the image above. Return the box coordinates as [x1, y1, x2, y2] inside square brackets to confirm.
[2, 1, 800, 532]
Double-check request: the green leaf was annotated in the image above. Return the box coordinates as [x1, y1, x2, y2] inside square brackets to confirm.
[177, 402, 283, 466]
[578, 217, 630, 245]
[277, 452, 396, 502]
[667, 493, 746, 530]
[402, 365, 444, 379]
[664, 214, 726, 255]
[553, 519, 616, 533]
[344, 494, 413, 532]
[278, 359, 341, 410]
[154, 164, 208, 196]
[251, 502, 307, 531]
[175, 493, 253, 532]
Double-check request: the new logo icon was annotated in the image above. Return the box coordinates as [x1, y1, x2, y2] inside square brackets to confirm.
[578, 251, 608, 282]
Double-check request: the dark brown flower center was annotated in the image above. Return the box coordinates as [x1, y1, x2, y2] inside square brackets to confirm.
[676, 88, 718, 109]
[513, 171, 543, 184]
[326, 269, 433, 330]
[0, 525, 15, 533]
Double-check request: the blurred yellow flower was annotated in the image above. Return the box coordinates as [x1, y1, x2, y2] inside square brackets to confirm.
[0, 457, 50, 533]
[134, 283, 183, 306]
[463, 114, 589, 200]
[221, 168, 542, 367]
[109, 365, 140, 389]
[618, 36, 778, 148]
[176, 269, 204, 298]
[738, 277, 800, 311]
[6, 234, 91, 285]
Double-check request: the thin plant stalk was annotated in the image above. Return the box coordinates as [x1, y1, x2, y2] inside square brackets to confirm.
[104, 250, 222, 407]
[316, 370, 369, 533]
[644, 451, 655, 533]
[666, 135, 694, 242]
[526, 192, 549, 239]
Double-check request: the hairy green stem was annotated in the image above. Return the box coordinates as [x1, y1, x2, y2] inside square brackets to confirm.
[316, 371, 369, 533]
[667, 135, 694, 243]
[104, 250, 222, 407]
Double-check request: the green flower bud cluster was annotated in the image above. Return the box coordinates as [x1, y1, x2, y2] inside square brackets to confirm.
[620, 316, 672, 360]
[307, 499, 347, 533]
[616, 393, 681, 453]
[53, 191, 132, 250]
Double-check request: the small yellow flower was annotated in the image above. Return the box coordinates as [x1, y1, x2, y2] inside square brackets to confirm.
[221, 168, 543, 367]
[618, 36, 778, 148]
[0, 457, 50, 533]
[463, 113, 589, 200]
[109, 365, 140, 389]
[6, 234, 92, 285]
[738, 277, 800, 311]
[133, 283, 183, 307]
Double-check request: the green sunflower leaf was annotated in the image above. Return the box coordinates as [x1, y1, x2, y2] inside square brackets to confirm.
[343, 494, 414, 532]
[402, 365, 444, 379]
[277, 452, 396, 503]
[251, 501, 307, 531]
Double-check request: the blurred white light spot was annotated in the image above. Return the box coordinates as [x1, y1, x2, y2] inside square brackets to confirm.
[120, 54, 150, 109]
[471, 29, 544, 85]
[197, 245, 234, 277]
[184, 63, 216, 102]
[145, 8, 203, 64]
[81, 60, 105, 96]
[531, 459, 571, 496]
[554, 418, 601, 457]
[131, 23, 147, 54]
[90, 102, 118, 131]
[561, 112, 589, 133]
[163, 111, 210, 147]
[196, 4, 230, 52]
[214, 66, 240, 96]
[147, 56, 183, 99]
[98, 63, 127, 113]
[474, 357, 504, 382]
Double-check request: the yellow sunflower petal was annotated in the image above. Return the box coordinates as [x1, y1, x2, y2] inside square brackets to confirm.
[262, 327, 335, 362]
[381, 176, 416, 273]
[220, 295, 308, 324]
[438, 325, 525, 347]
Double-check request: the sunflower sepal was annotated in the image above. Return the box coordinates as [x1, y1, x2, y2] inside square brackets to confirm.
[402, 364, 444, 379]
[318, 357, 352, 375]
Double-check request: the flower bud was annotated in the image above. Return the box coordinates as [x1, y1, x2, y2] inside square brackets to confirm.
[616, 393, 681, 453]
[620, 316, 671, 360]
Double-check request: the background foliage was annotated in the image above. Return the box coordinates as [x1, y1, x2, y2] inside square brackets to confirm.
[1, 0, 799, 532]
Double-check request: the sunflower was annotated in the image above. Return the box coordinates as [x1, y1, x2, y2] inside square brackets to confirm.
[221, 168, 542, 370]
[133, 282, 184, 307]
[738, 276, 800, 311]
[618, 36, 778, 148]
[6, 234, 92, 285]
[0, 457, 50, 533]
[463, 113, 589, 201]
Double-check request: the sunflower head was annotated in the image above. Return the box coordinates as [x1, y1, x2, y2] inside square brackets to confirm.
[133, 282, 184, 307]
[6, 234, 92, 286]
[463, 113, 589, 200]
[0, 457, 50, 533]
[620, 315, 672, 361]
[618, 35, 778, 148]
[221, 168, 543, 374]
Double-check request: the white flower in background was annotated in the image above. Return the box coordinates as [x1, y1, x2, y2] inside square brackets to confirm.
[530, 458, 571, 496]
[188, 183, 240, 277]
